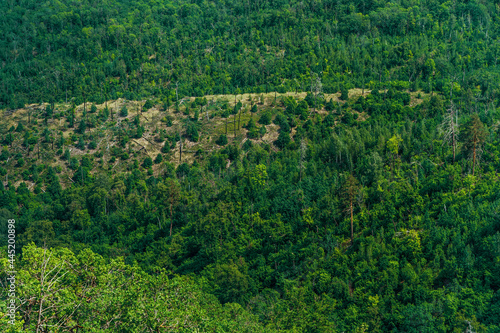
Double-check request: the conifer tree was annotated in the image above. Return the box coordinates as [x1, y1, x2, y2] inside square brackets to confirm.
[461, 114, 487, 175]
[341, 173, 360, 243]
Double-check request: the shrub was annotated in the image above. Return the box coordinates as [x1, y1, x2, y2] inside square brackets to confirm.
[325, 98, 335, 111]
[143, 100, 154, 110]
[120, 105, 128, 117]
[143, 156, 153, 168]
[63, 149, 71, 161]
[340, 86, 349, 100]
[275, 132, 290, 149]
[216, 134, 228, 146]
[258, 112, 272, 125]
[323, 114, 335, 127]
[161, 143, 170, 153]
[242, 139, 253, 151]
[250, 104, 258, 114]
[69, 157, 79, 170]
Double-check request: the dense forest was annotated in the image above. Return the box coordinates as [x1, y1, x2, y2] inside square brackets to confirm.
[1, 0, 500, 332]
[2, 0, 500, 106]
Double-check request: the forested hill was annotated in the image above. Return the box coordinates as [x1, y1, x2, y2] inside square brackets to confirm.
[2, 0, 500, 108]
[2, 0, 500, 332]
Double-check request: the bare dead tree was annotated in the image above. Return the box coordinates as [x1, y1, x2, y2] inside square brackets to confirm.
[310, 72, 322, 114]
[440, 101, 459, 162]
[299, 138, 307, 181]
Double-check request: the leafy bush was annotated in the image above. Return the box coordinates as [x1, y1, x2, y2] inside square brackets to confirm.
[143, 156, 153, 168]
[275, 131, 290, 149]
[161, 143, 170, 153]
[143, 100, 154, 110]
[120, 105, 128, 117]
[258, 112, 272, 125]
[340, 85, 349, 100]
[186, 123, 199, 142]
[216, 134, 228, 146]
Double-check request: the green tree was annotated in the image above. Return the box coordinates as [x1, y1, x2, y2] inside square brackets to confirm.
[386, 135, 402, 178]
[340, 85, 349, 101]
[461, 114, 487, 175]
[78, 119, 86, 134]
[250, 103, 258, 117]
[216, 134, 228, 146]
[120, 105, 128, 117]
[143, 99, 154, 111]
[186, 123, 199, 142]
[275, 131, 290, 149]
[341, 173, 360, 243]
[143, 156, 153, 168]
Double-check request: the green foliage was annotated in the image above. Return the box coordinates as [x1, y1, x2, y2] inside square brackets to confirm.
[62, 149, 71, 161]
[233, 101, 243, 115]
[103, 107, 110, 120]
[176, 163, 190, 178]
[340, 85, 349, 101]
[2, 0, 500, 330]
[461, 114, 487, 174]
[143, 156, 153, 168]
[0, 245, 267, 332]
[136, 126, 144, 139]
[258, 112, 272, 125]
[15, 123, 24, 133]
[120, 105, 128, 117]
[69, 157, 79, 170]
[216, 134, 228, 146]
[163, 116, 173, 127]
[186, 122, 199, 142]
[77, 119, 86, 134]
[325, 98, 335, 112]
[143, 100, 154, 111]
[386, 135, 402, 156]
[209, 153, 227, 172]
[45, 106, 53, 119]
[222, 145, 240, 161]
[304, 92, 315, 107]
[161, 143, 170, 153]
[0, 149, 9, 161]
[68, 113, 75, 127]
[275, 131, 290, 149]
[76, 136, 85, 150]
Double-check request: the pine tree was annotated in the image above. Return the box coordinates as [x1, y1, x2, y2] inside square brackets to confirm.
[341, 173, 360, 243]
[461, 114, 487, 175]
[120, 105, 128, 117]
